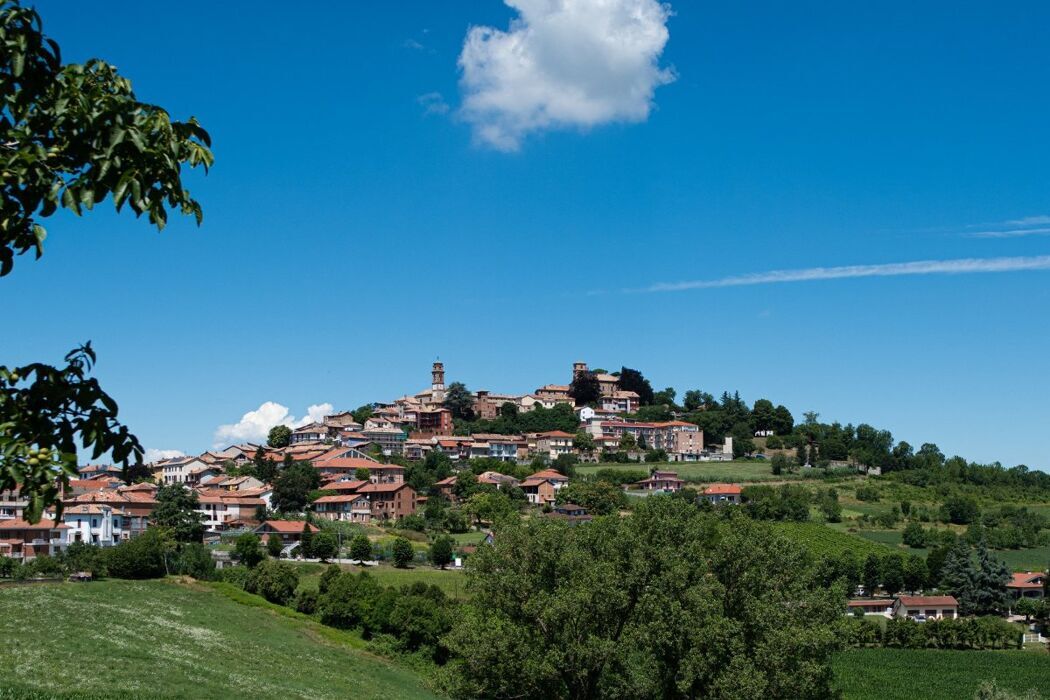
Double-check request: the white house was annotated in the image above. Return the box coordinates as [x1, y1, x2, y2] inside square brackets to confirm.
[62, 504, 125, 546]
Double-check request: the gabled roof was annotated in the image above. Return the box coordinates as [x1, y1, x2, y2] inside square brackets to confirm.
[528, 469, 569, 481]
[256, 520, 319, 533]
[313, 494, 369, 504]
[0, 518, 68, 530]
[703, 483, 740, 495]
[536, 430, 574, 438]
[1008, 572, 1044, 589]
[895, 595, 958, 607]
[358, 482, 413, 494]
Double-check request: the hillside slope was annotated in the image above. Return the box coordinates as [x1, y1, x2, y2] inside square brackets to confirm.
[0, 579, 439, 699]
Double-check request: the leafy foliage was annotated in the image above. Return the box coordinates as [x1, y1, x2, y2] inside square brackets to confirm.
[443, 498, 844, 699]
[267, 425, 291, 448]
[0, 344, 142, 520]
[151, 484, 206, 543]
[0, 0, 212, 276]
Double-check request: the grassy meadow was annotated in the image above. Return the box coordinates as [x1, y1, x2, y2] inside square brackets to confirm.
[577, 459, 811, 483]
[293, 561, 469, 600]
[0, 579, 438, 699]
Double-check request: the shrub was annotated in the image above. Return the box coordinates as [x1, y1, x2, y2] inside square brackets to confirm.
[244, 559, 299, 605]
[319, 563, 342, 595]
[348, 534, 373, 563]
[234, 532, 266, 568]
[319, 570, 383, 629]
[175, 543, 216, 580]
[855, 485, 880, 502]
[105, 529, 168, 579]
[64, 542, 107, 576]
[902, 522, 928, 548]
[392, 537, 414, 568]
[592, 469, 647, 486]
[217, 565, 251, 587]
[396, 514, 426, 532]
[294, 588, 318, 615]
[266, 531, 284, 558]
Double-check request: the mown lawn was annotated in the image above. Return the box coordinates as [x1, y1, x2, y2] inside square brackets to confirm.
[0, 579, 439, 699]
[832, 648, 1050, 700]
[295, 562, 469, 599]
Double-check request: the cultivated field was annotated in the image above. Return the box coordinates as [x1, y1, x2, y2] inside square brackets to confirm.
[0, 579, 438, 699]
[770, 521, 895, 558]
[832, 648, 1050, 700]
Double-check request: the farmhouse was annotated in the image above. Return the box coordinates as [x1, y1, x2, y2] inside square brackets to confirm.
[702, 483, 742, 504]
[634, 470, 684, 493]
[1007, 571, 1045, 599]
[892, 595, 958, 620]
[254, 520, 319, 546]
[313, 494, 372, 523]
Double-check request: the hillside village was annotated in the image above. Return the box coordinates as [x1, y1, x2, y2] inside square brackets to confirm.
[2, 359, 1048, 644]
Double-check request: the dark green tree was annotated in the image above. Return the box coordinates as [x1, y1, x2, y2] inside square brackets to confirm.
[443, 381, 476, 421]
[271, 462, 321, 513]
[266, 530, 284, 558]
[442, 499, 843, 699]
[349, 533, 372, 563]
[568, 370, 600, 406]
[234, 532, 266, 568]
[151, 484, 206, 543]
[881, 554, 905, 596]
[312, 531, 338, 562]
[862, 553, 881, 595]
[430, 535, 454, 569]
[267, 425, 291, 448]
[392, 536, 414, 568]
[555, 480, 627, 516]
[617, 367, 654, 405]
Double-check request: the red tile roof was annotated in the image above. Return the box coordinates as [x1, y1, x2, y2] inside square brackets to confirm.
[357, 482, 412, 494]
[529, 469, 569, 481]
[896, 595, 958, 607]
[258, 520, 319, 533]
[1008, 572, 1044, 589]
[313, 494, 368, 504]
[0, 518, 68, 530]
[703, 483, 741, 495]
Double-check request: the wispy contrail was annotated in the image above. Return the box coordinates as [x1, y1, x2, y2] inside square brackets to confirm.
[636, 255, 1050, 293]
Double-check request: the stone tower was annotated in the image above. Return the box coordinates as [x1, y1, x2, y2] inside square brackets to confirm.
[431, 361, 445, 403]
[572, 361, 589, 382]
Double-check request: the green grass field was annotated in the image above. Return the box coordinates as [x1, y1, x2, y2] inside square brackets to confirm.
[295, 562, 469, 599]
[771, 522, 896, 558]
[0, 579, 438, 699]
[578, 460, 800, 483]
[832, 648, 1050, 700]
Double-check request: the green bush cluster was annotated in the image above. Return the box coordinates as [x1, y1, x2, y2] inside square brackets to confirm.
[845, 616, 1023, 650]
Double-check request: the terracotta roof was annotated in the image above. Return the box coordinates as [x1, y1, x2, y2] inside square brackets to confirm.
[529, 469, 569, 481]
[896, 595, 958, 607]
[703, 483, 741, 495]
[520, 477, 549, 488]
[1008, 572, 1044, 589]
[258, 520, 319, 533]
[847, 599, 894, 607]
[435, 476, 458, 486]
[536, 430, 574, 438]
[314, 457, 398, 470]
[321, 480, 367, 493]
[0, 518, 68, 530]
[313, 494, 369, 504]
[358, 482, 412, 494]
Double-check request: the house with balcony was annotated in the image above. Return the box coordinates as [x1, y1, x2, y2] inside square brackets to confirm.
[532, 431, 575, 461]
[254, 520, 319, 547]
[634, 471, 685, 493]
[0, 488, 27, 521]
[892, 595, 958, 620]
[1008, 572, 1045, 599]
[0, 518, 69, 560]
[313, 494, 372, 523]
[357, 482, 417, 520]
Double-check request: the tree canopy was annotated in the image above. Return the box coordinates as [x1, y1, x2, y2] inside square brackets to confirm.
[443, 498, 842, 699]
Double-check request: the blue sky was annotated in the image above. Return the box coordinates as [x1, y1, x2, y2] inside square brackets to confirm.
[4, 1, 1050, 468]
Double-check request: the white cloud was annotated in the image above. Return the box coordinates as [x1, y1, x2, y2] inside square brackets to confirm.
[1005, 215, 1050, 226]
[418, 91, 450, 115]
[635, 255, 1050, 293]
[402, 38, 425, 50]
[144, 448, 185, 463]
[458, 0, 674, 151]
[968, 227, 1050, 239]
[213, 401, 333, 447]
